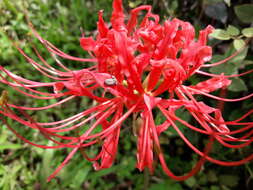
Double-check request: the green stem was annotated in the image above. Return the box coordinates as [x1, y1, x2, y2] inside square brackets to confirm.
[144, 168, 150, 190]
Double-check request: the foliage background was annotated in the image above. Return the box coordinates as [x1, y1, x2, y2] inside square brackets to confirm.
[0, 0, 253, 189]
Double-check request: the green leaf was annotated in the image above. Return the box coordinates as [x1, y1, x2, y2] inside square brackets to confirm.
[0, 165, 5, 175]
[0, 144, 22, 151]
[63, 164, 91, 188]
[229, 47, 248, 63]
[228, 78, 247, 92]
[129, 0, 142, 8]
[219, 175, 239, 187]
[234, 4, 253, 23]
[88, 166, 116, 179]
[210, 54, 225, 63]
[39, 141, 55, 183]
[210, 29, 231, 40]
[211, 186, 220, 190]
[242, 60, 253, 66]
[149, 181, 183, 190]
[209, 46, 248, 75]
[198, 175, 207, 185]
[210, 61, 237, 75]
[3, 0, 18, 15]
[184, 177, 196, 188]
[207, 170, 218, 182]
[233, 39, 245, 50]
[226, 25, 240, 36]
[223, 0, 231, 7]
[242, 27, 253, 38]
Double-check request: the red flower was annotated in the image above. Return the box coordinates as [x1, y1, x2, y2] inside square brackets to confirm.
[1, 0, 253, 182]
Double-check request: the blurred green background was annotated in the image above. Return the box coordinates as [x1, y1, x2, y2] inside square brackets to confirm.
[0, 0, 253, 189]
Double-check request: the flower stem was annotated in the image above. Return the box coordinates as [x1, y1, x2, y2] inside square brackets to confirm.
[144, 168, 150, 189]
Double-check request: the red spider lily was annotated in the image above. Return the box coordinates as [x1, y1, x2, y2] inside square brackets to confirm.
[1, 0, 253, 182]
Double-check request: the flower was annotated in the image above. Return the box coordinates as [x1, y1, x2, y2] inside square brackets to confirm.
[1, 0, 252, 182]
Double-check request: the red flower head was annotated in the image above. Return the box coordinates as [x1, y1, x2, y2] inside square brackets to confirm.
[1, 0, 252, 182]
